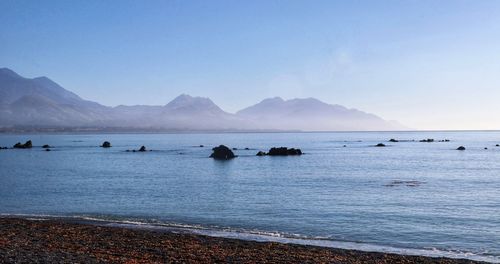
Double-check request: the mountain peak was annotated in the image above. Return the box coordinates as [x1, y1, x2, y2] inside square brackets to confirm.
[0, 67, 22, 79]
[164, 94, 222, 112]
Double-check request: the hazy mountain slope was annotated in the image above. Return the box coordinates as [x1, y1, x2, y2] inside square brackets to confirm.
[237, 97, 405, 131]
[157, 94, 249, 130]
[0, 68, 405, 131]
[0, 69, 115, 127]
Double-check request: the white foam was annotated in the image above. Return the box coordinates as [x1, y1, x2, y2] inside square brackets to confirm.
[2, 213, 498, 263]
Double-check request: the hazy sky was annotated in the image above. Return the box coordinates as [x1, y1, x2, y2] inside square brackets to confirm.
[1, 0, 500, 130]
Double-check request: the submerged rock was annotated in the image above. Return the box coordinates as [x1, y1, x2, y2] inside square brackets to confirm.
[457, 146, 466, 151]
[101, 141, 111, 148]
[45, 148, 51, 152]
[267, 147, 302, 156]
[385, 180, 426, 187]
[126, 146, 149, 152]
[210, 145, 236, 160]
[375, 143, 386, 147]
[13, 140, 32, 149]
[42, 144, 50, 149]
[0, 147, 8, 150]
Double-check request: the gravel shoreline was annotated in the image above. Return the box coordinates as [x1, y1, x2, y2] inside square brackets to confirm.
[0, 217, 486, 263]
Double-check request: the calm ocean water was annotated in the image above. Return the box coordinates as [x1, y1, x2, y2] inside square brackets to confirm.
[0, 132, 499, 262]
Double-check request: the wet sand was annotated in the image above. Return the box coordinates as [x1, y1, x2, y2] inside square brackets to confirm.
[0, 217, 484, 263]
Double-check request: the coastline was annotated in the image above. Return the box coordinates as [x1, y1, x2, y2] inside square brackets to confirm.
[0, 217, 486, 263]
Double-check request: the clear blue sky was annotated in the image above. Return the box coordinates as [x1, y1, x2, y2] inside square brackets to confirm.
[1, 0, 500, 130]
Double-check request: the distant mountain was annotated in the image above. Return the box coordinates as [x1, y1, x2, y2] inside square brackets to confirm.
[237, 97, 406, 131]
[0, 68, 406, 131]
[0, 68, 113, 127]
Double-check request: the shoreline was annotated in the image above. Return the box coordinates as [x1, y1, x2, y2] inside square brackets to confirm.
[0, 217, 487, 263]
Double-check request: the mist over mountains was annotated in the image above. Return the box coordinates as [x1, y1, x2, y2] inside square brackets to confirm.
[0, 68, 406, 132]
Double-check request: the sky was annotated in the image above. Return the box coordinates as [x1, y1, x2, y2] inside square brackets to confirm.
[1, 0, 500, 130]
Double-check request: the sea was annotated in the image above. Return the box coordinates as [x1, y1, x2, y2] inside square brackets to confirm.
[0, 131, 499, 262]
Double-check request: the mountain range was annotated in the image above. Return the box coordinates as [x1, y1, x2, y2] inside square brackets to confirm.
[0, 68, 406, 132]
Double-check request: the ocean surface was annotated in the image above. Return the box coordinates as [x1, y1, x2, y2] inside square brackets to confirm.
[0, 132, 499, 262]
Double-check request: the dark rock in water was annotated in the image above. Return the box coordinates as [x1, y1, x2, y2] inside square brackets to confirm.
[127, 146, 147, 152]
[375, 143, 386, 147]
[457, 146, 466, 151]
[267, 147, 302, 156]
[384, 180, 426, 187]
[45, 148, 51, 152]
[42, 144, 50, 149]
[101, 141, 111, 148]
[484, 147, 488, 150]
[496, 144, 499, 147]
[420, 139, 434, 143]
[0, 147, 7, 150]
[210, 145, 236, 160]
[343, 145, 347, 147]
[389, 139, 399, 142]
[232, 148, 238, 150]
[245, 147, 250, 150]
[199, 145, 204, 148]
[13, 140, 32, 149]
[256, 151, 266, 156]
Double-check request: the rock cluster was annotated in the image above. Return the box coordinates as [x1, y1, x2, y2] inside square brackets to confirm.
[13, 140, 32, 149]
[256, 147, 303, 156]
[420, 139, 434, 142]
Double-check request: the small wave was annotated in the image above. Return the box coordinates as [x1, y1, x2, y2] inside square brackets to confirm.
[1, 213, 498, 263]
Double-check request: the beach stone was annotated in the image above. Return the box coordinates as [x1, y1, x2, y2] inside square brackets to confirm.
[457, 146, 466, 151]
[210, 145, 236, 160]
[267, 147, 302, 156]
[375, 143, 386, 147]
[256, 151, 266, 156]
[101, 141, 111, 148]
[13, 140, 32, 149]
